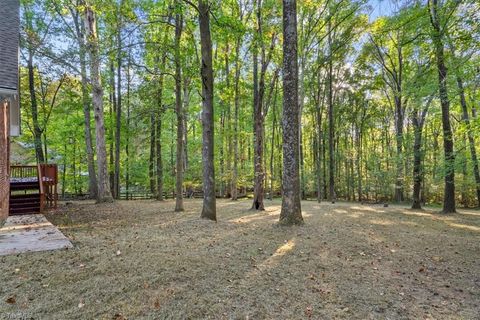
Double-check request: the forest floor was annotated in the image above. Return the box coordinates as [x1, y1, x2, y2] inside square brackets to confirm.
[0, 199, 479, 319]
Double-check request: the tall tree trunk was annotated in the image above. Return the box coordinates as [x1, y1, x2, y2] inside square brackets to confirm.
[27, 48, 45, 163]
[225, 46, 232, 198]
[455, 76, 480, 207]
[183, 77, 190, 171]
[155, 57, 166, 201]
[125, 55, 131, 200]
[322, 127, 327, 200]
[327, 20, 335, 203]
[84, 5, 113, 202]
[429, 0, 455, 213]
[251, 0, 264, 210]
[411, 99, 430, 209]
[219, 110, 225, 197]
[232, 37, 241, 201]
[61, 142, 67, 197]
[149, 113, 156, 195]
[72, 137, 77, 194]
[356, 124, 362, 202]
[114, 14, 122, 200]
[156, 113, 163, 200]
[279, 0, 303, 225]
[109, 61, 116, 195]
[315, 73, 326, 203]
[298, 56, 306, 200]
[269, 84, 278, 201]
[394, 93, 404, 202]
[394, 41, 405, 203]
[174, 9, 185, 211]
[78, 23, 97, 199]
[198, 0, 216, 221]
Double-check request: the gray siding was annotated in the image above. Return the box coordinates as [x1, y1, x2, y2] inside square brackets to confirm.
[0, 0, 20, 91]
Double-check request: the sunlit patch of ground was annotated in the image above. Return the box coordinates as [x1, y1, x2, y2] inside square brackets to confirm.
[0, 199, 478, 319]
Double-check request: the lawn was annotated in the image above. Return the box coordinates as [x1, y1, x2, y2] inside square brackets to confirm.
[0, 199, 479, 319]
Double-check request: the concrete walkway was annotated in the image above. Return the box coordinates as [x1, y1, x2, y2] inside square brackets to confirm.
[0, 214, 72, 256]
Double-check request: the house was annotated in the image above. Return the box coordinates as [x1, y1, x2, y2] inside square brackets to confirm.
[0, 0, 21, 224]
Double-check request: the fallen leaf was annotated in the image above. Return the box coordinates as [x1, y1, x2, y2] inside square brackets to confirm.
[6, 296, 16, 304]
[154, 298, 161, 309]
[113, 313, 126, 320]
[305, 306, 313, 318]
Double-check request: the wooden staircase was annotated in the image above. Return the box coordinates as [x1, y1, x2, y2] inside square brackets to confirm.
[9, 193, 42, 215]
[9, 164, 58, 215]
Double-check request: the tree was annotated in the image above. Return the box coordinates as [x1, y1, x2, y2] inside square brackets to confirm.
[174, 4, 185, 212]
[84, 3, 113, 203]
[279, 0, 303, 225]
[22, 2, 47, 163]
[198, 0, 216, 221]
[446, 36, 480, 207]
[428, 0, 455, 213]
[71, 3, 98, 199]
[251, 0, 276, 210]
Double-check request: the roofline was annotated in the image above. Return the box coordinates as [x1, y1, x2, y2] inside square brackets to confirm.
[0, 87, 18, 97]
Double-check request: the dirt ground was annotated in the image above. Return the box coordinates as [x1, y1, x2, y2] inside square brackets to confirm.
[0, 199, 479, 319]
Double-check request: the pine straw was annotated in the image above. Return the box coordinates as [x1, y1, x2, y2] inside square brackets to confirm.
[0, 199, 479, 319]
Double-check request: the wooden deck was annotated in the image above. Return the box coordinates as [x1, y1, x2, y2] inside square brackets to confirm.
[9, 164, 58, 215]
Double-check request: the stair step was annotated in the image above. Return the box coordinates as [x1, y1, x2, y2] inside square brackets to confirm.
[10, 193, 41, 199]
[10, 183, 40, 191]
[9, 192, 42, 215]
[9, 208, 40, 216]
[10, 193, 40, 197]
[10, 204, 40, 210]
[9, 206, 41, 215]
[10, 202, 41, 208]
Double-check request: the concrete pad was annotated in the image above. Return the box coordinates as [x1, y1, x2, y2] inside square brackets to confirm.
[0, 214, 73, 256]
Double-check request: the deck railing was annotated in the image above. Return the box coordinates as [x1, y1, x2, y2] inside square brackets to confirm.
[39, 164, 58, 209]
[10, 164, 58, 212]
[10, 165, 38, 179]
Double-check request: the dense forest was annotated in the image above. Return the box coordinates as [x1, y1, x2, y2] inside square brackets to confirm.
[16, 0, 480, 217]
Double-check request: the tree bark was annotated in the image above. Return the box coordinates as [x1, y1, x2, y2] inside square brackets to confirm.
[279, 0, 303, 225]
[156, 112, 163, 201]
[174, 9, 185, 211]
[232, 36, 241, 201]
[125, 55, 131, 200]
[454, 74, 480, 207]
[27, 48, 45, 163]
[327, 20, 335, 203]
[251, 0, 264, 210]
[429, 0, 455, 213]
[411, 99, 430, 209]
[109, 61, 116, 195]
[77, 17, 98, 199]
[225, 45, 232, 198]
[198, 0, 216, 221]
[149, 113, 156, 195]
[269, 84, 278, 200]
[114, 10, 122, 200]
[84, 5, 113, 203]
